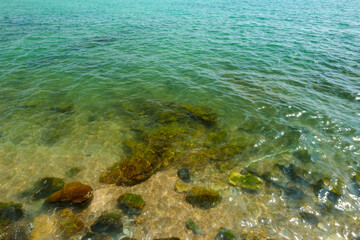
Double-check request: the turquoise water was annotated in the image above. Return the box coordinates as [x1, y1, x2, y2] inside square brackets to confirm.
[1, 0, 360, 239]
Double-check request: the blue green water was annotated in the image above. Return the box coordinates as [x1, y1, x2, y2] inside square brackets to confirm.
[1, 0, 360, 239]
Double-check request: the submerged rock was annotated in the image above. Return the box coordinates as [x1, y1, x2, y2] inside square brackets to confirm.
[174, 182, 191, 193]
[275, 163, 312, 187]
[51, 105, 74, 114]
[177, 168, 191, 183]
[185, 219, 202, 235]
[81, 231, 104, 240]
[182, 104, 217, 127]
[58, 208, 84, 237]
[21, 177, 65, 200]
[299, 212, 319, 226]
[205, 130, 228, 146]
[117, 193, 145, 215]
[313, 178, 342, 204]
[45, 182, 93, 206]
[215, 228, 238, 240]
[90, 211, 123, 234]
[292, 149, 311, 163]
[66, 167, 82, 178]
[228, 171, 263, 193]
[186, 186, 221, 210]
[0, 202, 24, 222]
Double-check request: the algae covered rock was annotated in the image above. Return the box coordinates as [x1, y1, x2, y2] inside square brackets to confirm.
[46, 182, 93, 204]
[21, 177, 65, 200]
[153, 238, 180, 240]
[182, 104, 217, 127]
[0, 202, 24, 222]
[58, 208, 84, 237]
[186, 186, 221, 209]
[117, 193, 145, 215]
[228, 171, 263, 192]
[215, 228, 238, 240]
[90, 211, 123, 234]
[313, 177, 342, 204]
[185, 219, 202, 235]
[177, 168, 191, 183]
[174, 182, 191, 193]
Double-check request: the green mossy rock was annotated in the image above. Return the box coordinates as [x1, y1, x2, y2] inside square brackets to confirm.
[186, 186, 221, 210]
[0, 202, 24, 222]
[21, 177, 64, 200]
[58, 208, 84, 237]
[90, 211, 123, 234]
[117, 193, 145, 215]
[215, 228, 238, 240]
[46, 182, 93, 204]
[174, 182, 191, 193]
[228, 171, 263, 192]
[185, 219, 202, 235]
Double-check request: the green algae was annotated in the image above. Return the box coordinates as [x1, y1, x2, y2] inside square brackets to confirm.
[117, 193, 145, 215]
[215, 228, 238, 240]
[185, 219, 202, 235]
[186, 186, 221, 210]
[228, 171, 263, 192]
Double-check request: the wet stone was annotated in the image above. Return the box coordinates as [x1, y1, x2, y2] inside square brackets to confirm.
[0, 202, 24, 222]
[21, 177, 65, 200]
[281, 186, 306, 200]
[186, 186, 221, 210]
[177, 168, 191, 183]
[185, 219, 202, 235]
[90, 211, 123, 234]
[45, 182, 93, 207]
[117, 193, 145, 216]
[215, 228, 238, 240]
[228, 171, 263, 193]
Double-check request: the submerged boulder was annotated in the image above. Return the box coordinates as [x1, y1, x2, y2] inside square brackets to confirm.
[299, 212, 319, 226]
[45, 182, 93, 205]
[177, 168, 191, 183]
[228, 171, 263, 193]
[313, 177, 342, 204]
[186, 186, 221, 210]
[117, 193, 145, 215]
[0, 202, 24, 222]
[58, 208, 84, 237]
[90, 211, 123, 234]
[215, 228, 238, 240]
[21, 177, 65, 200]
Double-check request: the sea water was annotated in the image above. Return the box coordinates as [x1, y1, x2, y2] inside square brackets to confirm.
[0, 0, 359, 239]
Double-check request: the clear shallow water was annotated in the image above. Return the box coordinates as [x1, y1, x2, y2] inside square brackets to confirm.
[0, 0, 360, 239]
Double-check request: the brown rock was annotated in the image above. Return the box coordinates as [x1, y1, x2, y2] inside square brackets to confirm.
[46, 182, 93, 203]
